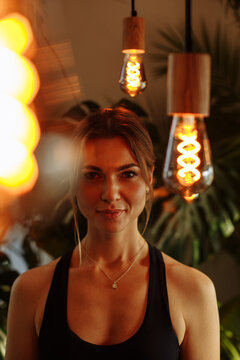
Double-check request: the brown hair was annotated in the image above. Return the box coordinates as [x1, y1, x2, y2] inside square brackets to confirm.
[69, 107, 155, 251]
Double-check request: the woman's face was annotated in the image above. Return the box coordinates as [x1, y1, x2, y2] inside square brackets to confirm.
[76, 136, 151, 234]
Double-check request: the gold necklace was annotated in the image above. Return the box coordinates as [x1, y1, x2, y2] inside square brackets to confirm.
[83, 241, 146, 289]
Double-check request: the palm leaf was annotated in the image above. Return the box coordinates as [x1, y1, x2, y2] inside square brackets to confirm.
[220, 328, 240, 360]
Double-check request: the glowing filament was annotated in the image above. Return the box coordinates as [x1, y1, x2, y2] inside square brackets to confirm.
[126, 57, 141, 91]
[176, 128, 201, 186]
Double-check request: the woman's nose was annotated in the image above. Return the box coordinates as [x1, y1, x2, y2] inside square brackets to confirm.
[100, 177, 120, 202]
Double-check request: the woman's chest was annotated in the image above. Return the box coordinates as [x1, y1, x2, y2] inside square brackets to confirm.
[67, 267, 149, 345]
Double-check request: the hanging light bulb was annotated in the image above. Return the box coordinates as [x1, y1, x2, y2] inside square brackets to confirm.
[119, 51, 146, 97]
[163, 114, 213, 201]
[119, 3, 147, 97]
[163, 53, 213, 201]
[163, 0, 213, 202]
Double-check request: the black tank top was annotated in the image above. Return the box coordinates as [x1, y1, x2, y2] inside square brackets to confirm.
[38, 243, 181, 359]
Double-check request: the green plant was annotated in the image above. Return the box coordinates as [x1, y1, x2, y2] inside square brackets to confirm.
[220, 326, 240, 360]
[0, 252, 19, 358]
[219, 298, 240, 359]
[220, 0, 240, 23]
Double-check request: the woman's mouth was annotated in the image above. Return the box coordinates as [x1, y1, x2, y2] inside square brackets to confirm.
[96, 209, 125, 220]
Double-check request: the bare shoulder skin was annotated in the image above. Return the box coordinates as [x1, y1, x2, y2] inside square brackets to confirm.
[162, 252, 220, 360]
[5, 258, 59, 360]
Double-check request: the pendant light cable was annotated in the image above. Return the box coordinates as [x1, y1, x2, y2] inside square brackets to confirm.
[184, 0, 193, 52]
[131, 0, 137, 16]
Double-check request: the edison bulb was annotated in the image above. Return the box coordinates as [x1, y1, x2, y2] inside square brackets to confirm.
[163, 114, 214, 201]
[119, 53, 146, 97]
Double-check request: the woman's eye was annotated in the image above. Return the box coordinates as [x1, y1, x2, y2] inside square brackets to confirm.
[84, 172, 102, 180]
[121, 170, 138, 179]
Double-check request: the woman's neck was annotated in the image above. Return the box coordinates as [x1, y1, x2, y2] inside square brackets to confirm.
[81, 226, 144, 265]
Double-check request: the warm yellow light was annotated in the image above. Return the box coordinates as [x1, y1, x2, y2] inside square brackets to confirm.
[0, 46, 39, 104]
[0, 95, 40, 150]
[0, 12, 40, 197]
[119, 53, 146, 97]
[184, 194, 199, 202]
[0, 141, 38, 194]
[126, 56, 141, 93]
[163, 114, 214, 201]
[176, 125, 201, 186]
[0, 141, 28, 178]
[0, 13, 32, 54]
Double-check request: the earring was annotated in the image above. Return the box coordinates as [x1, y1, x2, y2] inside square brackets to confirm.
[146, 187, 149, 194]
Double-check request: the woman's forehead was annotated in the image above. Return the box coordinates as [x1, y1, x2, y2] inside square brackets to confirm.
[79, 136, 138, 166]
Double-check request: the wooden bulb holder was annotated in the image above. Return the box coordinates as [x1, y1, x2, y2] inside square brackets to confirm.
[122, 16, 145, 54]
[167, 53, 211, 116]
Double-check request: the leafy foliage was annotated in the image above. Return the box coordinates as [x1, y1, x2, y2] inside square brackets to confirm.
[220, 298, 240, 359]
[220, 327, 240, 360]
[220, 0, 240, 23]
[0, 253, 19, 359]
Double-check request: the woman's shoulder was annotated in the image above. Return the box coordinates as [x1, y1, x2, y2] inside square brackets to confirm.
[12, 246, 77, 298]
[11, 257, 61, 301]
[161, 251, 217, 310]
[158, 253, 219, 358]
[162, 251, 215, 291]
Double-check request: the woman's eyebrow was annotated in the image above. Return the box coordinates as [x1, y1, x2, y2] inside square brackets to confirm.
[83, 165, 102, 171]
[82, 163, 139, 171]
[117, 163, 140, 171]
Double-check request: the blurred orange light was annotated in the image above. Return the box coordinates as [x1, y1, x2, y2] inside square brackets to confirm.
[0, 142, 38, 195]
[0, 46, 39, 104]
[0, 13, 33, 54]
[0, 13, 40, 198]
[0, 95, 40, 150]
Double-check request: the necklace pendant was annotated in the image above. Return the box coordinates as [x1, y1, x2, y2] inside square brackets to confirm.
[112, 282, 118, 289]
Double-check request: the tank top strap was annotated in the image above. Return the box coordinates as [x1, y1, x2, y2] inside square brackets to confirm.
[39, 248, 74, 340]
[147, 243, 174, 330]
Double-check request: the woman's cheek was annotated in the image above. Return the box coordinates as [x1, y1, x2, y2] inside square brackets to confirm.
[127, 182, 147, 202]
[76, 184, 99, 209]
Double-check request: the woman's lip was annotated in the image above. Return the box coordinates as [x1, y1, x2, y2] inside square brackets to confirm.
[96, 209, 125, 219]
[97, 209, 125, 213]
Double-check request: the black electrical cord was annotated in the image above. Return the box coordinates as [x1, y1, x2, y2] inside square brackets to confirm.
[184, 0, 193, 52]
[131, 0, 137, 16]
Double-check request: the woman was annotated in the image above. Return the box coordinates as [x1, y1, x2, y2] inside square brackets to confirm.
[5, 107, 220, 359]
